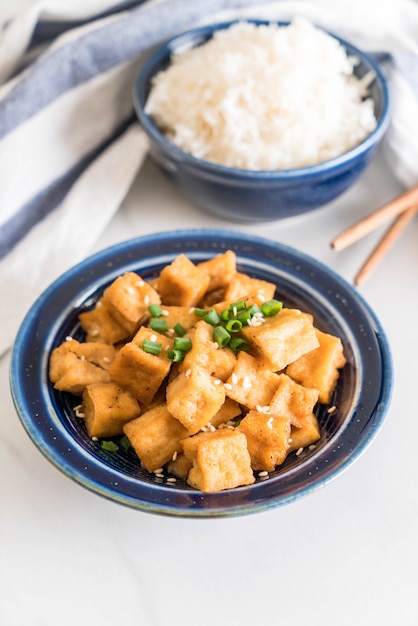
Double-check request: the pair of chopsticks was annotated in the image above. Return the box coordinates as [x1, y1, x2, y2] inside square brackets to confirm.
[331, 183, 418, 286]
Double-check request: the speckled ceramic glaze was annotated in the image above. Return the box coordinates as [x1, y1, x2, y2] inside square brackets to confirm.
[133, 21, 390, 222]
[10, 230, 393, 517]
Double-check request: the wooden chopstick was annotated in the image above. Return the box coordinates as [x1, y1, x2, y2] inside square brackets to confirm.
[331, 183, 418, 251]
[354, 204, 418, 286]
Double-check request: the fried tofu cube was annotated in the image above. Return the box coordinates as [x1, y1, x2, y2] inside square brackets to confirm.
[179, 320, 236, 381]
[108, 328, 173, 405]
[242, 308, 319, 371]
[102, 272, 160, 334]
[166, 452, 193, 480]
[288, 412, 321, 453]
[157, 306, 198, 334]
[166, 366, 226, 434]
[123, 404, 188, 472]
[49, 339, 115, 395]
[197, 250, 237, 292]
[269, 374, 319, 428]
[82, 382, 141, 438]
[157, 253, 210, 307]
[223, 272, 276, 302]
[237, 409, 291, 472]
[224, 351, 281, 410]
[182, 429, 255, 492]
[79, 300, 130, 344]
[286, 329, 347, 404]
[209, 398, 242, 428]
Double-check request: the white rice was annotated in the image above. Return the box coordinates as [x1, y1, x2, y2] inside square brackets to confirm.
[145, 17, 377, 171]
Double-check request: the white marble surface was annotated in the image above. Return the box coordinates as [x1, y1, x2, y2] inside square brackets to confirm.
[1, 3, 418, 626]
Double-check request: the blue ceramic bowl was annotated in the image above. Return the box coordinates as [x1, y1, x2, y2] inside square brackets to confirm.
[10, 230, 393, 517]
[133, 21, 390, 223]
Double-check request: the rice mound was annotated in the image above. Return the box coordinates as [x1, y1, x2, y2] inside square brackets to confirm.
[145, 17, 377, 171]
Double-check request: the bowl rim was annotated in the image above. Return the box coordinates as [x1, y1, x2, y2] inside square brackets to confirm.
[10, 229, 394, 518]
[133, 19, 391, 180]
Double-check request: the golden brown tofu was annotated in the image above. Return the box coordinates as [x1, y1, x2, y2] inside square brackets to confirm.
[166, 366, 226, 434]
[197, 250, 237, 292]
[237, 408, 291, 472]
[82, 382, 141, 438]
[209, 398, 242, 428]
[79, 300, 130, 344]
[288, 412, 321, 453]
[123, 404, 188, 472]
[242, 307, 319, 371]
[269, 373, 319, 428]
[156, 306, 198, 334]
[223, 272, 276, 302]
[157, 253, 210, 307]
[286, 329, 347, 404]
[224, 351, 281, 410]
[102, 272, 161, 334]
[182, 429, 255, 492]
[49, 339, 116, 395]
[166, 452, 193, 480]
[108, 328, 173, 405]
[179, 320, 236, 381]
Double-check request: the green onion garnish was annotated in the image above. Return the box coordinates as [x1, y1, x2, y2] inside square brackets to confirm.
[221, 307, 233, 322]
[230, 300, 246, 312]
[204, 309, 220, 326]
[119, 435, 131, 451]
[150, 318, 169, 333]
[229, 337, 249, 352]
[148, 303, 163, 317]
[168, 349, 185, 362]
[193, 308, 207, 317]
[173, 337, 192, 352]
[174, 322, 186, 337]
[237, 304, 261, 325]
[142, 339, 162, 355]
[213, 325, 231, 347]
[225, 319, 242, 333]
[261, 299, 283, 316]
[101, 440, 119, 452]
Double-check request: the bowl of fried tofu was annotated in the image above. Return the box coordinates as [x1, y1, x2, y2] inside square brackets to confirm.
[10, 229, 393, 517]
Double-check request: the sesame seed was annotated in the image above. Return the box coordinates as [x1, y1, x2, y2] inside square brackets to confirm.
[162, 310, 169, 316]
[189, 307, 195, 313]
[231, 373, 238, 385]
[136, 280, 145, 287]
[224, 383, 232, 390]
[65, 336, 73, 342]
[308, 444, 316, 451]
[166, 477, 177, 483]
[256, 405, 270, 414]
[257, 292, 266, 303]
[167, 328, 175, 336]
[212, 342, 219, 350]
[172, 451, 178, 461]
[296, 447, 304, 456]
[242, 376, 252, 389]
[127, 286, 135, 294]
[232, 306, 238, 317]
[185, 369, 192, 377]
[327, 405, 337, 413]
[155, 473, 164, 479]
[200, 426, 208, 432]
[102, 357, 110, 363]
[150, 333, 157, 342]
[91, 436, 98, 441]
[144, 295, 150, 304]
[288, 438, 293, 443]
[208, 423, 216, 432]
[258, 470, 269, 477]
[153, 468, 164, 474]
[213, 378, 221, 385]
[90, 329, 100, 337]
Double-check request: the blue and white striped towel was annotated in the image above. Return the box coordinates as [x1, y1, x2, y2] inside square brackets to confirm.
[1, 0, 417, 355]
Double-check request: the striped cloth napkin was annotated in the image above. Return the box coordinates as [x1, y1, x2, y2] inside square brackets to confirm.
[1, 0, 417, 356]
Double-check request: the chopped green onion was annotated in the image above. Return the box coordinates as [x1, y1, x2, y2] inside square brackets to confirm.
[193, 308, 207, 317]
[213, 325, 231, 347]
[150, 318, 169, 333]
[173, 337, 192, 352]
[168, 349, 185, 362]
[237, 304, 261, 325]
[204, 309, 220, 326]
[174, 322, 186, 337]
[230, 300, 246, 312]
[101, 440, 119, 452]
[261, 299, 283, 316]
[119, 435, 131, 451]
[221, 307, 233, 322]
[142, 339, 162, 355]
[229, 337, 249, 352]
[225, 319, 243, 333]
[148, 303, 163, 317]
